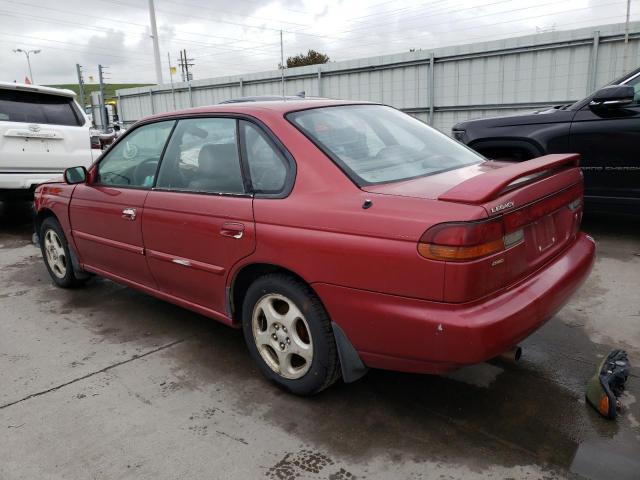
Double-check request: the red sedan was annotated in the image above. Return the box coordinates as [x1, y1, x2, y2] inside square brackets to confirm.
[34, 100, 595, 395]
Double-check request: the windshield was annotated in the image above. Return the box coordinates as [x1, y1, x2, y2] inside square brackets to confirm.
[288, 104, 483, 186]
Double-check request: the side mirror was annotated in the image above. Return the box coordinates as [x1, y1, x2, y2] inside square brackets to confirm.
[589, 85, 635, 110]
[64, 166, 87, 184]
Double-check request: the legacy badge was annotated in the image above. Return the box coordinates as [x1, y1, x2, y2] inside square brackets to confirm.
[490, 200, 514, 213]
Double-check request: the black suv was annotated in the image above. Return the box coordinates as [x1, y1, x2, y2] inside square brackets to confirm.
[453, 67, 640, 214]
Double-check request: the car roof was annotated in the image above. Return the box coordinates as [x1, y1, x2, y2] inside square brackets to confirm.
[142, 99, 376, 122]
[220, 95, 310, 103]
[0, 81, 76, 98]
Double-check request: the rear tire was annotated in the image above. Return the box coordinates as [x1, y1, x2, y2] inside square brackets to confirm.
[40, 217, 87, 288]
[241, 273, 341, 396]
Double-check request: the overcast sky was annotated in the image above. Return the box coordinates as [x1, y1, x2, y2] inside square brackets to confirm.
[1, 0, 637, 85]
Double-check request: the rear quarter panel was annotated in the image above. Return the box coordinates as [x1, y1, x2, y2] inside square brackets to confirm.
[232, 110, 488, 302]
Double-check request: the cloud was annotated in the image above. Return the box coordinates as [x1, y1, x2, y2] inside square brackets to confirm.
[0, 0, 637, 85]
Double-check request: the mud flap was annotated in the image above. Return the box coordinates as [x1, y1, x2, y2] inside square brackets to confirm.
[67, 246, 91, 280]
[331, 322, 368, 383]
[585, 349, 630, 419]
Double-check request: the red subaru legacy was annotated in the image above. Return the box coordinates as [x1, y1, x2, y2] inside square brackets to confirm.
[34, 101, 595, 395]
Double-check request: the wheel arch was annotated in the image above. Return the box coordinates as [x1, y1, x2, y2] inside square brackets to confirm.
[229, 262, 368, 384]
[228, 262, 310, 325]
[36, 208, 88, 279]
[34, 207, 57, 241]
[468, 138, 545, 161]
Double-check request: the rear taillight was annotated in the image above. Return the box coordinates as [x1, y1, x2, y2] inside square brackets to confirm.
[418, 183, 583, 262]
[418, 218, 508, 261]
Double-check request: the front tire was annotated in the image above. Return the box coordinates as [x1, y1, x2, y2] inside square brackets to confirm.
[40, 217, 87, 288]
[241, 273, 341, 395]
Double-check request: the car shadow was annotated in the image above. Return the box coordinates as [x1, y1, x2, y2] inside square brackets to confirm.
[0, 200, 34, 242]
[582, 210, 640, 240]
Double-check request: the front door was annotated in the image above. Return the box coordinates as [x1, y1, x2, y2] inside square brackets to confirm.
[142, 117, 255, 317]
[569, 74, 640, 203]
[69, 120, 175, 287]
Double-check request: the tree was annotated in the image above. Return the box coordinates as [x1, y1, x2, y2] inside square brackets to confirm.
[286, 50, 330, 68]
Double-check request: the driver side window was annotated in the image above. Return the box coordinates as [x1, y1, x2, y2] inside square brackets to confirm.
[97, 120, 175, 187]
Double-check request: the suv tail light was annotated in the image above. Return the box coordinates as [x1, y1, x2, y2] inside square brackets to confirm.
[418, 183, 583, 262]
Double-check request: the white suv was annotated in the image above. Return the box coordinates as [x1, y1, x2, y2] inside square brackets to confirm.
[0, 82, 98, 201]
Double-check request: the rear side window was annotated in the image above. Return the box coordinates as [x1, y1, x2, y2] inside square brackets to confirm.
[0, 89, 82, 126]
[240, 120, 288, 193]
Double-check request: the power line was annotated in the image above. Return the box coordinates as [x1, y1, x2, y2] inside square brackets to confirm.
[0, 4, 283, 54]
[0, 31, 152, 60]
[155, 0, 312, 28]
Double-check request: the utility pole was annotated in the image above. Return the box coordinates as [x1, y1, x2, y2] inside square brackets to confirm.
[184, 49, 194, 81]
[179, 50, 185, 82]
[178, 49, 194, 82]
[98, 64, 108, 132]
[76, 63, 86, 109]
[167, 52, 176, 110]
[184, 49, 190, 82]
[148, 0, 163, 84]
[280, 30, 285, 98]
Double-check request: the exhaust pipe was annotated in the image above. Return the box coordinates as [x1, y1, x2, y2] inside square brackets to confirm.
[494, 345, 522, 364]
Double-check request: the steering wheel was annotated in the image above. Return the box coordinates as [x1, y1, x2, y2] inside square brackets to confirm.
[133, 157, 159, 186]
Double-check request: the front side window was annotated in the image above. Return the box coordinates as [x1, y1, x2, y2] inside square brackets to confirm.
[0, 89, 81, 126]
[156, 118, 244, 194]
[288, 105, 483, 185]
[97, 120, 175, 187]
[241, 120, 289, 193]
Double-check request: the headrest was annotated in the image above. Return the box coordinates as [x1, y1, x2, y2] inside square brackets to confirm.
[197, 143, 239, 175]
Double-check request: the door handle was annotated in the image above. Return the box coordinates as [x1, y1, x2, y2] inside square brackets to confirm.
[220, 222, 245, 239]
[122, 208, 137, 220]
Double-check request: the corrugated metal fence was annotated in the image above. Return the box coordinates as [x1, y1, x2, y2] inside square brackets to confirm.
[117, 21, 640, 134]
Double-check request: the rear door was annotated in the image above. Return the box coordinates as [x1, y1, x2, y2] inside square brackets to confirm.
[0, 87, 93, 175]
[569, 74, 640, 202]
[69, 120, 175, 287]
[142, 117, 256, 318]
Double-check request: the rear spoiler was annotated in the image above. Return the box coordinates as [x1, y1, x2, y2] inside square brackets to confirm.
[438, 154, 580, 204]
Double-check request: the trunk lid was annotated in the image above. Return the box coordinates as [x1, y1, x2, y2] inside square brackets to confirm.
[442, 154, 584, 302]
[368, 154, 584, 302]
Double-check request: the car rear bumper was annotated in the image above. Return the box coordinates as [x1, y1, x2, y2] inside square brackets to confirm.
[313, 232, 595, 374]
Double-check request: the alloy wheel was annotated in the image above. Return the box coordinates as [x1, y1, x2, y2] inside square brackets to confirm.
[251, 293, 314, 379]
[43, 229, 67, 279]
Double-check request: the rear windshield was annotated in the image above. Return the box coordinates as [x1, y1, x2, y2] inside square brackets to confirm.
[288, 105, 483, 185]
[0, 89, 82, 126]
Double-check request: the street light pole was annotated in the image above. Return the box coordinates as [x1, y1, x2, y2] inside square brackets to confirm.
[148, 0, 163, 84]
[280, 30, 285, 98]
[624, 0, 632, 71]
[13, 48, 41, 84]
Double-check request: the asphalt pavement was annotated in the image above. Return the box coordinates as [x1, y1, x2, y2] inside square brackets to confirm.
[0, 201, 638, 480]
